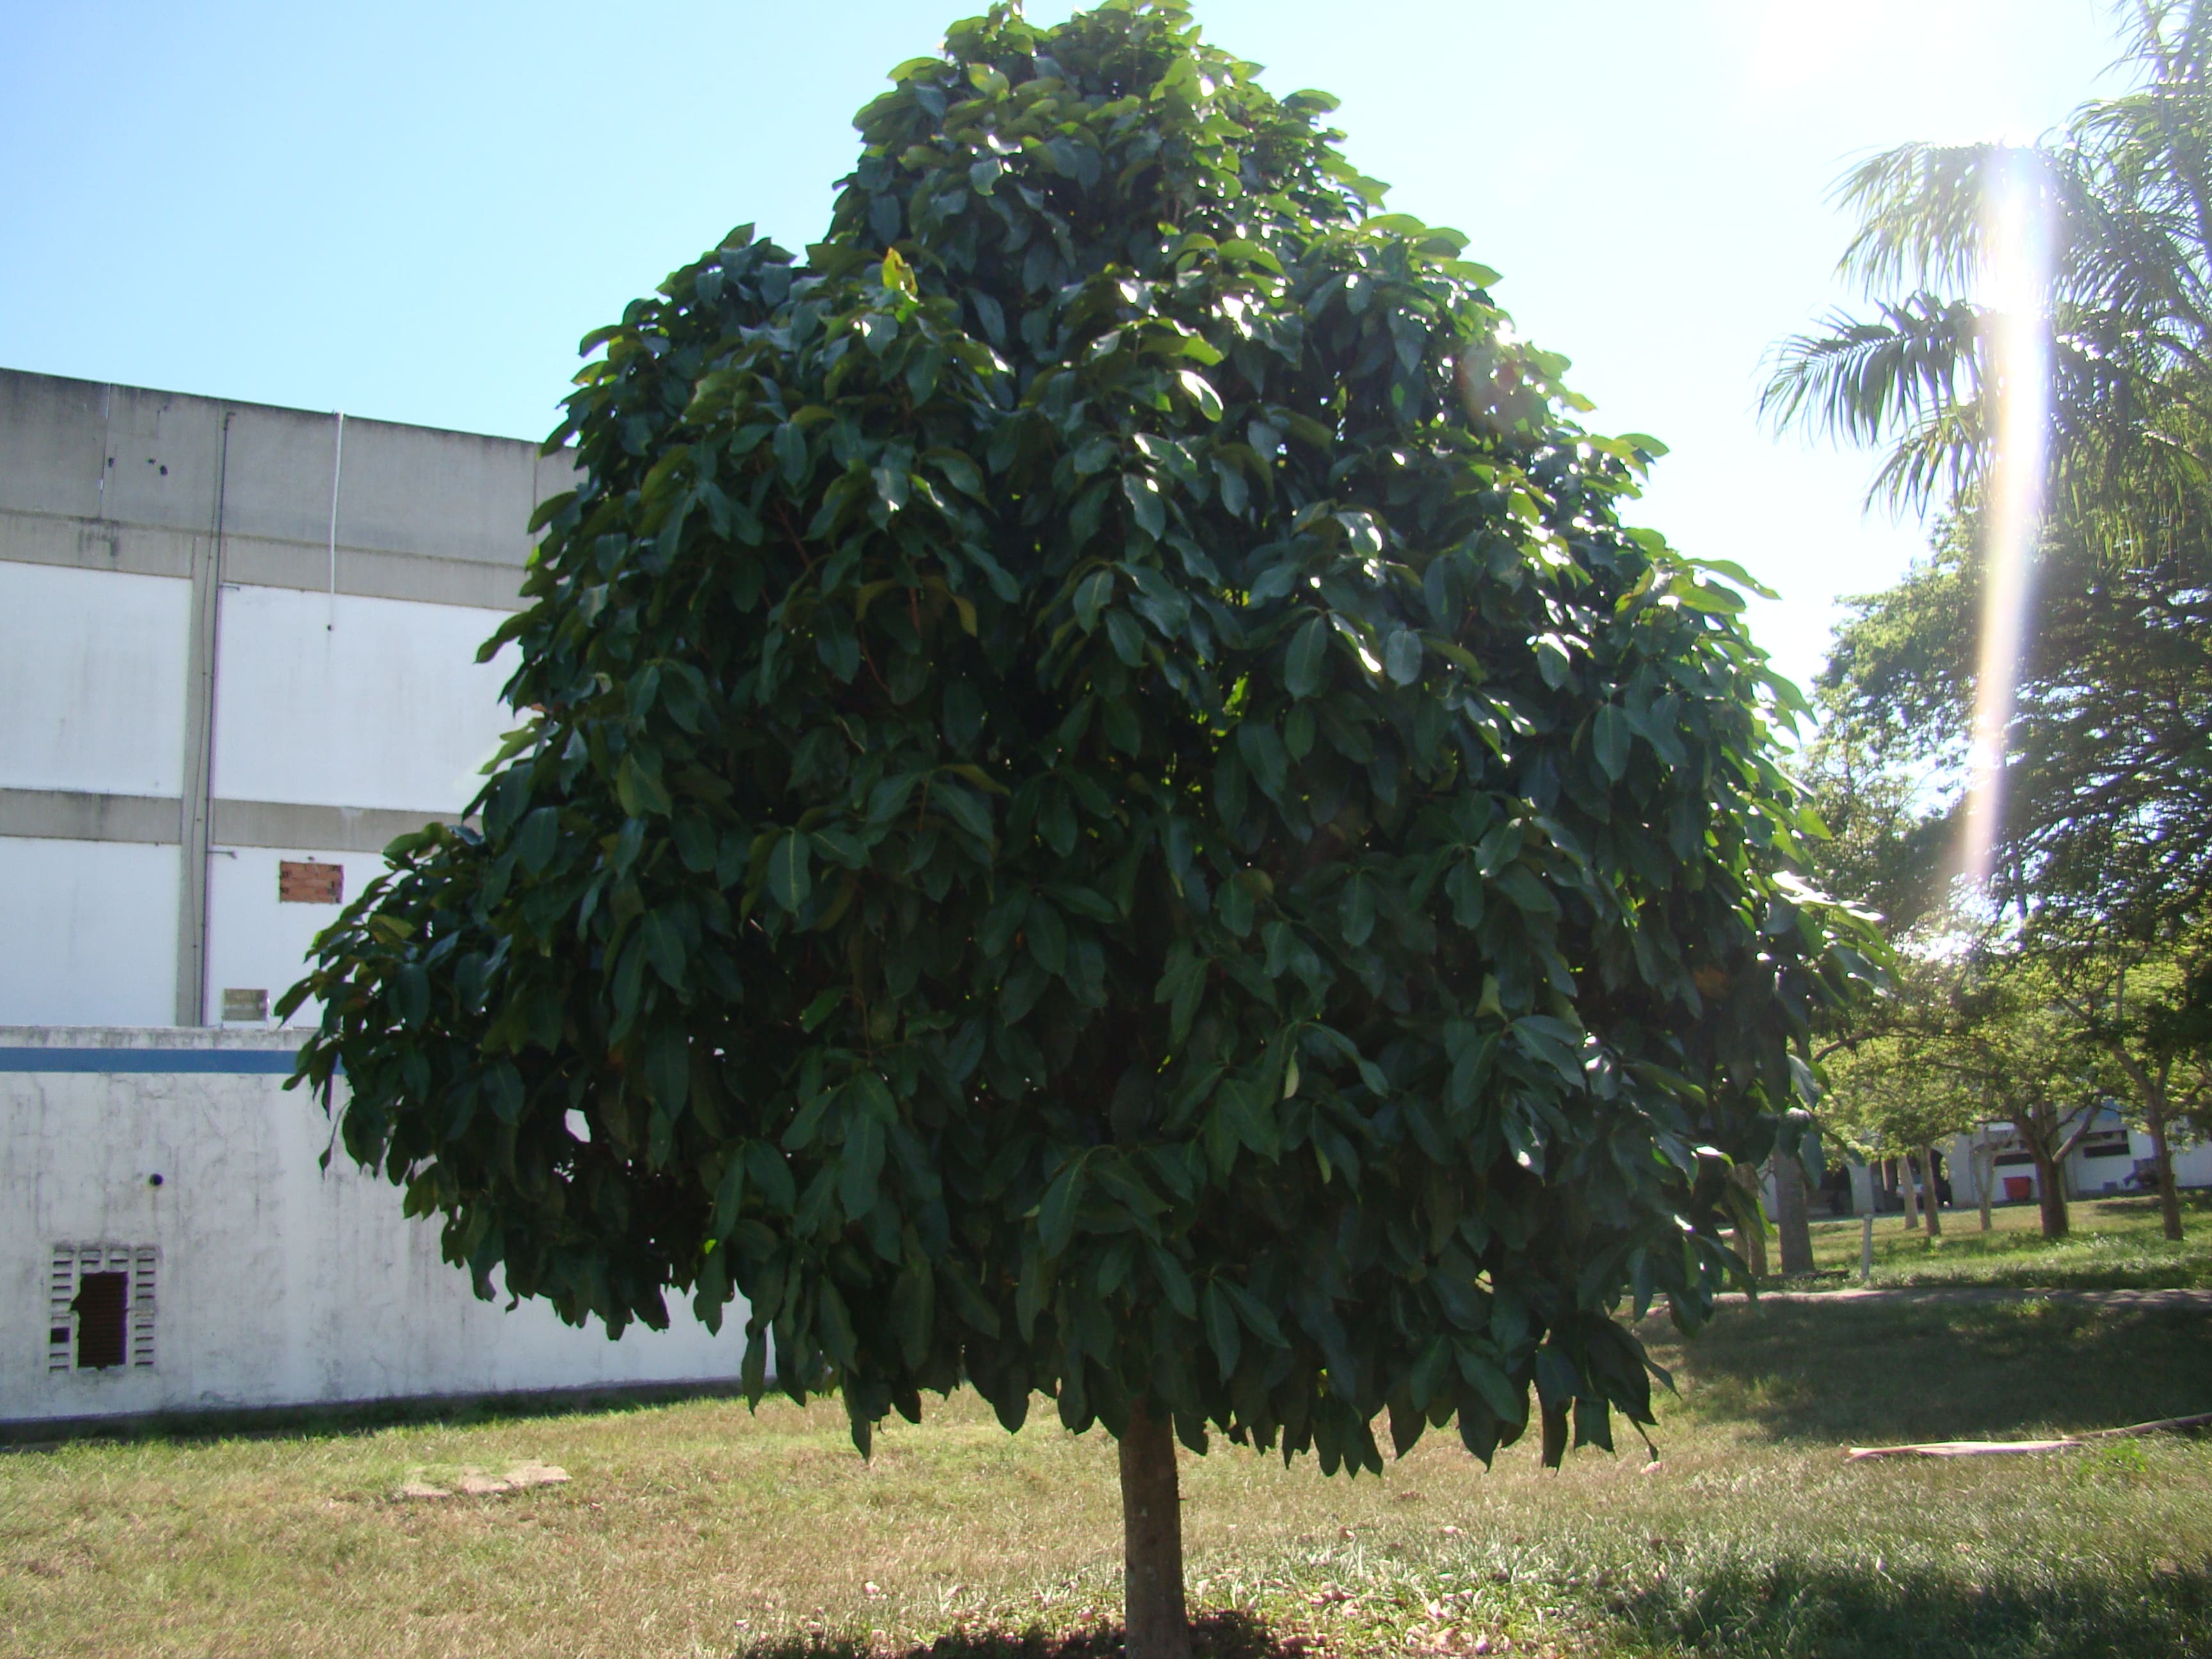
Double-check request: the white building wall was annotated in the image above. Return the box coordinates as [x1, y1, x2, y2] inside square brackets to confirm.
[2167, 1135, 2212, 1188]
[0, 370, 726, 1422]
[0, 841, 179, 1029]
[208, 586, 518, 815]
[3, 1028, 745, 1424]
[1943, 1117, 2212, 1208]
[0, 561, 191, 799]
[201, 845, 393, 1027]
[0, 367, 569, 1031]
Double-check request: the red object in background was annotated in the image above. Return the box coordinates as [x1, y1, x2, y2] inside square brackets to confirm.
[2003, 1175, 2034, 1202]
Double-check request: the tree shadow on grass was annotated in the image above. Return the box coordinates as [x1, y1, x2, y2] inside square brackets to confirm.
[0, 1379, 753, 1450]
[1610, 1553, 2212, 1659]
[726, 1578, 2212, 1659]
[1649, 1298, 2212, 1445]
[735, 1612, 1322, 1659]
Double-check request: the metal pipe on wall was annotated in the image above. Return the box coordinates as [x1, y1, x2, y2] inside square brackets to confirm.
[175, 410, 231, 1027]
[325, 411, 344, 631]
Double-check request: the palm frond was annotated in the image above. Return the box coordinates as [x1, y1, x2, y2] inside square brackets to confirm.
[1834, 143, 2053, 294]
[1763, 295, 1986, 509]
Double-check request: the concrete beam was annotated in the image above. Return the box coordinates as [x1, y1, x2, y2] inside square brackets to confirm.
[0, 789, 182, 845]
[1, 791, 465, 854]
[209, 798, 469, 854]
[0, 514, 530, 613]
[0, 366, 580, 614]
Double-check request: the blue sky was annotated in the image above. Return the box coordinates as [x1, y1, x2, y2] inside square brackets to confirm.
[1, 1, 2116, 691]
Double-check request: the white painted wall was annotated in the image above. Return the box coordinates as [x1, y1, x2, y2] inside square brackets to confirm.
[2170, 1136, 2212, 1188]
[201, 844, 391, 1027]
[1944, 1121, 2212, 1206]
[2, 1028, 747, 1423]
[209, 586, 517, 813]
[0, 841, 179, 1027]
[0, 563, 190, 797]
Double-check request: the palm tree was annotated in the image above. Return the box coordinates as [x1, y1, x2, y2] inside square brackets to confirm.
[1763, 0, 2212, 557]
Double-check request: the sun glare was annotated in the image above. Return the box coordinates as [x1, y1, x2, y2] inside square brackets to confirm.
[1958, 149, 2053, 892]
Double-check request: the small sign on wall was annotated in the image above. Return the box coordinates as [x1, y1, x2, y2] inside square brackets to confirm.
[221, 988, 269, 1023]
[278, 860, 343, 904]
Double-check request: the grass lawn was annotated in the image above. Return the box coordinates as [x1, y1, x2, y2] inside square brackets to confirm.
[1783, 1192, 2212, 1290]
[4, 1296, 2209, 1659]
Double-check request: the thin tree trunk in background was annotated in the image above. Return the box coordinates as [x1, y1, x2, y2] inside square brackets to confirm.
[1119, 1404, 1192, 1659]
[1734, 1162, 1768, 1277]
[2110, 1049, 2186, 1244]
[2030, 1137, 2071, 1240]
[1901, 1154, 1921, 1231]
[2145, 1087, 2184, 1242]
[1975, 1142, 1994, 1233]
[1918, 1147, 1943, 1240]
[1774, 1150, 1815, 1276]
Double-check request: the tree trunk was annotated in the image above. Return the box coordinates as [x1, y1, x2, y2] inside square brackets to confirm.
[2029, 1139, 2071, 1240]
[1974, 1142, 1994, 1233]
[1917, 1147, 1943, 1240]
[2145, 1092, 2184, 1243]
[1119, 1404, 1192, 1659]
[1900, 1154, 1920, 1231]
[1773, 1150, 1815, 1276]
[1734, 1163, 1768, 1277]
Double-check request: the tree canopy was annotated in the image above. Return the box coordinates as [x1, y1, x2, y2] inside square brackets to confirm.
[1815, 522, 2212, 933]
[288, 0, 1870, 1496]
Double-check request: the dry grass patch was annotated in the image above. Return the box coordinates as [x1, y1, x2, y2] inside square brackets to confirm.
[2, 1299, 2208, 1658]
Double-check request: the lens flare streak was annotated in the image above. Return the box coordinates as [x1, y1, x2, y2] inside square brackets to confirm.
[1959, 154, 2052, 892]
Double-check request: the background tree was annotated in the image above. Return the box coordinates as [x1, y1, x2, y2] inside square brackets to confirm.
[2042, 922, 2211, 1237]
[1768, 0, 2212, 1244]
[1792, 704, 1953, 943]
[1768, 1109, 1819, 1274]
[1790, 719, 1952, 1241]
[1763, 1, 2212, 936]
[1815, 924, 2121, 1240]
[1927, 943, 2116, 1238]
[286, 4, 1871, 1652]
[1820, 982, 1982, 1231]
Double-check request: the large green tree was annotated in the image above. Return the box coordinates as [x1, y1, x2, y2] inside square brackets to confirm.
[287, 4, 1870, 1651]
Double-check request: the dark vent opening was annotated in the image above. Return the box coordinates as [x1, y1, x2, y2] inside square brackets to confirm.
[72, 1271, 128, 1369]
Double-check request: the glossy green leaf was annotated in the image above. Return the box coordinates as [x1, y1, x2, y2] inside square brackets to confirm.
[1286, 615, 1327, 698]
[766, 831, 812, 914]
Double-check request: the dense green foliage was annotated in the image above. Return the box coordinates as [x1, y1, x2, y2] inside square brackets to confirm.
[288, 0, 1870, 1474]
[1818, 524, 2212, 934]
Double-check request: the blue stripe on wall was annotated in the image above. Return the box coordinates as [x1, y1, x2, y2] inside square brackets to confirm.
[0, 1047, 302, 1075]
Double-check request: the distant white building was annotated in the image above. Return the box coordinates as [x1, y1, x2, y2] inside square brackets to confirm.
[1817, 1107, 2212, 1218]
[1945, 1110, 2212, 1209]
[1, 369, 741, 1425]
